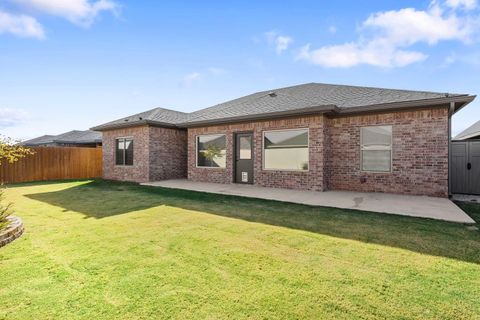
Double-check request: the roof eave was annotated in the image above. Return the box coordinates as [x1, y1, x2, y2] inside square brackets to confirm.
[337, 95, 475, 115]
[91, 94, 476, 130]
[53, 140, 102, 144]
[90, 119, 179, 131]
[452, 132, 480, 141]
[451, 95, 476, 115]
[180, 105, 339, 127]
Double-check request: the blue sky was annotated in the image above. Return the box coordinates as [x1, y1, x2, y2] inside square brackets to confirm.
[1, 0, 479, 140]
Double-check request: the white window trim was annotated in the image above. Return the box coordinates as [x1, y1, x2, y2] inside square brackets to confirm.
[360, 125, 392, 173]
[262, 128, 310, 172]
[115, 136, 134, 167]
[195, 134, 227, 169]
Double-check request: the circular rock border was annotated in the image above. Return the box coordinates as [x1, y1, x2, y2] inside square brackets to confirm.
[0, 215, 24, 248]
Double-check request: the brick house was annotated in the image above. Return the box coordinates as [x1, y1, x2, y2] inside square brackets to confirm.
[91, 83, 475, 197]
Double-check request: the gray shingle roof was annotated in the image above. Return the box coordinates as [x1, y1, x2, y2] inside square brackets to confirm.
[92, 107, 190, 131]
[53, 130, 102, 144]
[91, 82, 474, 130]
[21, 135, 56, 146]
[186, 83, 466, 124]
[454, 120, 480, 140]
[21, 130, 102, 146]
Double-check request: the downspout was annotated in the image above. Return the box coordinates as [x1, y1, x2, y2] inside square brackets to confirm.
[448, 102, 455, 197]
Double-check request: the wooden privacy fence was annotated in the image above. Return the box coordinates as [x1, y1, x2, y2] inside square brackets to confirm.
[0, 147, 103, 184]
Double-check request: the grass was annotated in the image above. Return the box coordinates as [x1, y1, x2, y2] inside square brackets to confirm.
[1, 179, 479, 320]
[456, 201, 480, 224]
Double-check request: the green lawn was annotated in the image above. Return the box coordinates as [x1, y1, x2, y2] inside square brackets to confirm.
[1, 180, 479, 320]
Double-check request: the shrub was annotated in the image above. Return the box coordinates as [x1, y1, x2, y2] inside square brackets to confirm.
[0, 136, 34, 166]
[0, 186, 12, 230]
[0, 136, 33, 230]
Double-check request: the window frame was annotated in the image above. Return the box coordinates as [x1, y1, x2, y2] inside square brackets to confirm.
[195, 133, 227, 169]
[262, 128, 310, 172]
[360, 125, 393, 173]
[115, 136, 134, 166]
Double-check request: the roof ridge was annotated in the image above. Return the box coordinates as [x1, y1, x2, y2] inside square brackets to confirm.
[150, 107, 189, 120]
[253, 82, 317, 95]
[310, 82, 463, 96]
[188, 83, 318, 117]
[152, 106, 189, 114]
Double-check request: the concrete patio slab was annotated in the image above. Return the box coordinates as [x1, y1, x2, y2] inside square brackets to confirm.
[141, 180, 476, 224]
[451, 194, 480, 203]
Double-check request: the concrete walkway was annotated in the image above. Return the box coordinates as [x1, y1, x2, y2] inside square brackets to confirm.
[141, 180, 475, 224]
[451, 194, 480, 203]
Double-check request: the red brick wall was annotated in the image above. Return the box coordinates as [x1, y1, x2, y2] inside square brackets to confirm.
[187, 115, 327, 191]
[103, 126, 150, 182]
[187, 107, 449, 197]
[326, 107, 449, 197]
[102, 106, 449, 197]
[149, 127, 187, 181]
[102, 125, 187, 183]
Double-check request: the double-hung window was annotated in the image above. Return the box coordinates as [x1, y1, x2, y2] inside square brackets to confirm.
[263, 129, 309, 170]
[116, 137, 133, 166]
[360, 126, 392, 172]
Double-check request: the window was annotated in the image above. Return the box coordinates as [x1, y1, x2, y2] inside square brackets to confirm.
[116, 137, 133, 166]
[263, 129, 309, 170]
[197, 134, 227, 168]
[360, 126, 392, 172]
[239, 135, 252, 159]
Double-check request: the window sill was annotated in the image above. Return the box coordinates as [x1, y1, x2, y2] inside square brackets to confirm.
[360, 170, 392, 174]
[262, 168, 309, 173]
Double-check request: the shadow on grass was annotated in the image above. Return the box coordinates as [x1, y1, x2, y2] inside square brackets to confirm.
[6, 179, 94, 188]
[25, 179, 480, 264]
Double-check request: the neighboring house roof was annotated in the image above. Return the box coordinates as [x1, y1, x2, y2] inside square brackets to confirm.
[52, 130, 102, 144]
[453, 120, 480, 140]
[21, 130, 102, 146]
[91, 82, 475, 130]
[21, 135, 57, 146]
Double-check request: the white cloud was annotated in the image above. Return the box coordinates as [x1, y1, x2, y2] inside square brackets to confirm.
[0, 0, 119, 39]
[445, 0, 477, 10]
[298, 41, 427, 68]
[0, 10, 44, 39]
[12, 0, 119, 27]
[0, 108, 29, 128]
[265, 31, 293, 54]
[297, 1, 479, 68]
[363, 5, 473, 45]
[182, 72, 201, 86]
[275, 36, 293, 54]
